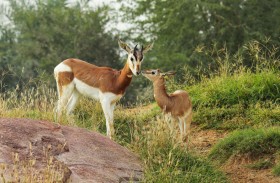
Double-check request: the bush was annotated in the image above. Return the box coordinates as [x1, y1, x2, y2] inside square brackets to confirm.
[209, 128, 280, 164]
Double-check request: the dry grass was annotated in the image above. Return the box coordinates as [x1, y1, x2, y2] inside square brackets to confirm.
[0, 145, 67, 183]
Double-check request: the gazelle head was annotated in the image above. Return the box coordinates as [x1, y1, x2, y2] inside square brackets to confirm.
[118, 40, 153, 76]
[142, 69, 176, 82]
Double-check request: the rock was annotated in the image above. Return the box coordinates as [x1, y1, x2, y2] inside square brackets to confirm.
[0, 118, 143, 182]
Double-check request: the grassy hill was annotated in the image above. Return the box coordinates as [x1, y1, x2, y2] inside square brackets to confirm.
[0, 45, 279, 182]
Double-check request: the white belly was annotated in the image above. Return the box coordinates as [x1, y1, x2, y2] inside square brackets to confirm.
[73, 78, 123, 103]
[74, 78, 100, 100]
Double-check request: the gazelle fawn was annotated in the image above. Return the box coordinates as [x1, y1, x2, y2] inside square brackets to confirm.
[142, 69, 192, 142]
[54, 40, 153, 139]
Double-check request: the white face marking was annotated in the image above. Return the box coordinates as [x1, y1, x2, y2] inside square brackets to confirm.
[128, 53, 137, 75]
[151, 70, 159, 75]
[128, 53, 142, 75]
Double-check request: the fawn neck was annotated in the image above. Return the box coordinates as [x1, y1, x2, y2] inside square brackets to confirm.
[153, 78, 169, 105]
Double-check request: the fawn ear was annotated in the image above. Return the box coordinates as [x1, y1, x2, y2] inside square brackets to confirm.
[118, 40, 132, 53]
[142, 42, 154, 54]
[165, 71, 176, 76]
[160, 71, 176, 78]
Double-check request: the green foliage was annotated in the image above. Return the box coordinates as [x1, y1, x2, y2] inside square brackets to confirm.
[175, 42, 280, 130]
[0, 0, 120, 90]
[187, 69, 280, 129]
[273, 163, 280, 176]
[119, 0, 280, 71]
[209, 128, 280, 163]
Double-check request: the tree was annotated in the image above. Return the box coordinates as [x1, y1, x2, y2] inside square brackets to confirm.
[119, 0, 280, 71]
[0, 0, 120, 90]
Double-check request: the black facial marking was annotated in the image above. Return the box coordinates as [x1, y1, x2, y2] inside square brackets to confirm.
[133, 52, 138, 61]
[133, 50, 143, 61]
[139, 55, 143, 61]
[152, 71, 155, 74]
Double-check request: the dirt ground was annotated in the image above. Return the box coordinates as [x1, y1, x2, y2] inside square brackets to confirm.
[189, 124, 280, 183]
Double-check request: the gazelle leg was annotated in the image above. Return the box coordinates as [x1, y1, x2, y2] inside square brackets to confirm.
[100, 99, 115, 139]
[63, 89, 80, 125]
[56, 82, 74, 122]
[66, 89, 80, 115]
[110, 102, 116, 136]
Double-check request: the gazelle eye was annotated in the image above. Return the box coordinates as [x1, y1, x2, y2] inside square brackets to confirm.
[152, 71, 155, 74]
[130, 57, 134, 61]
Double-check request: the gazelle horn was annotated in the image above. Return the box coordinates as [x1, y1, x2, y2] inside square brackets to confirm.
[134, 44, 138, 51]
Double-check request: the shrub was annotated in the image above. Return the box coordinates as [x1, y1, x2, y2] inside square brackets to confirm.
[209, 128, 280, 164]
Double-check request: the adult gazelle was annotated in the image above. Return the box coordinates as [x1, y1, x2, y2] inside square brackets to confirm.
[54, 40, 153, 139]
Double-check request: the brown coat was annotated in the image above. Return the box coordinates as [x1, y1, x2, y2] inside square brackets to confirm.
[153, 78, 192, 118]
[61, 58, 133, 95]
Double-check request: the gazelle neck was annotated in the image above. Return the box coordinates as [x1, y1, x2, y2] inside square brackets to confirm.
[116, 61, 133, 93]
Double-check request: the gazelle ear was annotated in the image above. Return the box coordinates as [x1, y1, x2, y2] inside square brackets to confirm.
[118, 40, 132, 53]
[142, 42, 154, 54]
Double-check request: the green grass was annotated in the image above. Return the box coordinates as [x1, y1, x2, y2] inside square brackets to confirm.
[126, 116, 228, 182]
[193, 103, 280, 130]
[273, 163, 280, 176]
[1, 41, 279, 181]
[184, 70, 280, 130]
[209, 128, 280, 171]
[188, 71, 280, 108]
[247, 159, 273, 170]
[0, 89, 228, 182]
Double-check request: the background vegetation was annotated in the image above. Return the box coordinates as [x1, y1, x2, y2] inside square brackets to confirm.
[1, 0, 279, 103]
[0, 0, 280, 182]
